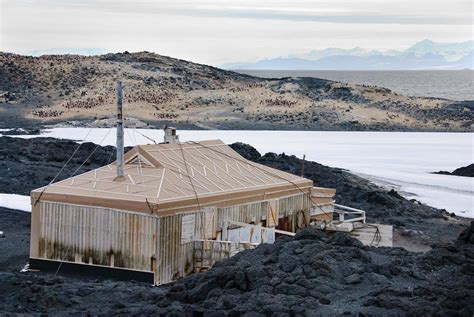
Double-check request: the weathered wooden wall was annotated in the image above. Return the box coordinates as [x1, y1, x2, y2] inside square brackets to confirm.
[32, 191, 314, 285]
[35, 201, 206, 285]
[37, 201, 157, 272]
[277, 194, 311, 232]
[217, 201, 268, 228]
[154, 212, 206, 285]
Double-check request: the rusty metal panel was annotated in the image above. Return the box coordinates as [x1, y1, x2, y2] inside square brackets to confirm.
[38, 201, 157, 273]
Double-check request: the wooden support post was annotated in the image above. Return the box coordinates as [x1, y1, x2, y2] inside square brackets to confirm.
[222, 221, 228, 241]
[29, 204, 40, 258]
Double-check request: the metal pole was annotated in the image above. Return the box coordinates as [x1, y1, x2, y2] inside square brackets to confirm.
[116, 81, 124, 179]
[301, 154, 306, 177]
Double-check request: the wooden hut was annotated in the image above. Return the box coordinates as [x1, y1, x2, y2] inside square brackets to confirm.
[29, 139, 335, 285]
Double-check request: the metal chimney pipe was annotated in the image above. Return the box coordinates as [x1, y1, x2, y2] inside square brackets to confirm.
[116, 81, 124, 179]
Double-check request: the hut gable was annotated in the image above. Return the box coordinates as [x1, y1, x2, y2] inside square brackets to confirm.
[31, 140, 312, 214]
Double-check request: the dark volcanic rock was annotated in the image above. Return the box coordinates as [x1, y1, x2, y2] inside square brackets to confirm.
[0, 208, 30, 271]
[0, 136, 127, 195]
[229, 142, 262, 162]
[457, 221, 474, 245]
[435, 163, 474, 177]
[1, 128, 41, 136]
[0, 226, 472, 316]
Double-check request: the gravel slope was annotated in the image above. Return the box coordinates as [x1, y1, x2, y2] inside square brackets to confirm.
[1, 52, 472, 131]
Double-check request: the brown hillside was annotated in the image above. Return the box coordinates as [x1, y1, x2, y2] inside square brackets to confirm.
[0, 52, 472, 131]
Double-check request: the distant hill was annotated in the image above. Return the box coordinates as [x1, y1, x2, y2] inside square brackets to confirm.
[222, 40, 473, 70]
[0, 51, 472, 132]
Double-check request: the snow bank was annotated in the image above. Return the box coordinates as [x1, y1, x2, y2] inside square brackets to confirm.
[0, 194, 31, 212]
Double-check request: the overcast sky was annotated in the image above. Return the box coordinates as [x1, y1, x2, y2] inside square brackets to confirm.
[1, 0, 472, 65]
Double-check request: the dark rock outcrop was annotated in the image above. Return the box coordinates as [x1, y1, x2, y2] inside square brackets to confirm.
[0, 136, 131, 195]
[435, 163, 474, 177]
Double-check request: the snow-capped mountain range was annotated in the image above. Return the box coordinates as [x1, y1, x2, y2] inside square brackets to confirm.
[222, 40, 473, 70]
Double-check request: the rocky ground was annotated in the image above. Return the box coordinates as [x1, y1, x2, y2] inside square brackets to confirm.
[0, 136, 120, 196]
[0, 215, 472, 316]
[0, 207, 30, 272]
[435, 163, 474, 177]
[0, 136, 472, 315]
[1, 52, 472, 131]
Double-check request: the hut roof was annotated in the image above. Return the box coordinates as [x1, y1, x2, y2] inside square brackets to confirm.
[31, 140, 312, 214]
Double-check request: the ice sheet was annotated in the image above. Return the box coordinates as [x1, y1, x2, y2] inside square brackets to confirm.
[8, 128, 474, 217]
[0, 194, 31, 212]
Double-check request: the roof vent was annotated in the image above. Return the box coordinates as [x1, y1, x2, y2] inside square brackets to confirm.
[163, 126, 179, 144]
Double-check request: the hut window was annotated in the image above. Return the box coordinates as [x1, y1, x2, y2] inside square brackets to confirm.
[128, 155, 152, 167]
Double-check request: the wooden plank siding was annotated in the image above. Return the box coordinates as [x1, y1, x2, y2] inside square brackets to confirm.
[37, 202, 157, 271]
[32, 191, 315, 285]
[193, 240, 255, 270]
[277, 194, 311, 232]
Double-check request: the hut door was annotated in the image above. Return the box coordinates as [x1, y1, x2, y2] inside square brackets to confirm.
[202, 207, 217, 239]
[278, 217, 290, 232]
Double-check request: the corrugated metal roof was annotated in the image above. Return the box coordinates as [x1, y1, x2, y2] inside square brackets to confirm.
[31, 140, 312, 212]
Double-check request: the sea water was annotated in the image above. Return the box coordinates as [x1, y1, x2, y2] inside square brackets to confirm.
[236, 70, 474, 101]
